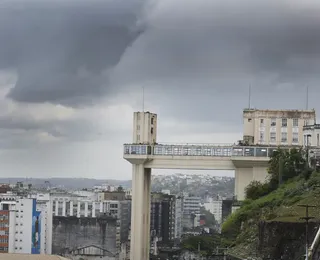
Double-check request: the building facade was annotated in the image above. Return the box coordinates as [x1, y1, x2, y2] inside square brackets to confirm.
[203, 200, 223, 224]
[150, 193, 175, 243]
[182, 196, 201, 229]
[174, 197, 182, 240]
[243, 109, 316, 146]
[0, 196, 52, 255]
[303, 124, 320, 147]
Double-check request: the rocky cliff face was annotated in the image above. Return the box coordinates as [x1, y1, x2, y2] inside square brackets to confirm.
[258, 221, 320, 260]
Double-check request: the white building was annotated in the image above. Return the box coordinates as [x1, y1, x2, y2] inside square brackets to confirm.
[203, 200, 223, 224]
[183, 196, 201, 215]
[243, 109, 316, 146]
[182, 196, 201, 229]
[174, 197, 183, 239]
[303, 124, 320, 147]
[0, 196, 52, 255]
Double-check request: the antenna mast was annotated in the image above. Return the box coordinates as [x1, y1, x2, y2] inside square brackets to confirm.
[306, 86, 309, 110]
[248, 85, 251, 109]
[142, 86, 145, 112]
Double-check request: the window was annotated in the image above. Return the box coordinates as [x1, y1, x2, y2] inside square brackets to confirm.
[292, 133, 299, 143]
[317, 134, 319, 146]
[260, 119, 264, 125]
[281, 132, 287, 142]
[136, 125, 140, 131]
[151, 117, 154, 124]
[293, 118, 299, 127]
[137, 135, 140, 142]
[259, 131, 264, 142]
[151, 127, 153, 134]
[248, 118, 252, 122]
[137, 113, 140, 120]
[270, 132, 276, 143]
[271, 118, 276, 126]
[282, 118, 287, 127]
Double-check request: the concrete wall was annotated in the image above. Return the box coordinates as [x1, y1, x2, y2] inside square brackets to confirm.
[52, 216, 117, 255]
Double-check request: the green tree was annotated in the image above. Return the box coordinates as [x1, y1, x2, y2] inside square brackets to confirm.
[117, 185, 124, 192]
[200, 207, 218, 228]
[268, 148, 306, 185]
[181, 235, 220, 256]
[245, 180, 270, 200]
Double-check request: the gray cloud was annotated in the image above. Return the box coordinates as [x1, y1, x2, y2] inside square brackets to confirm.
[0, 0, 319, 137]
[0, 0, 145, 105]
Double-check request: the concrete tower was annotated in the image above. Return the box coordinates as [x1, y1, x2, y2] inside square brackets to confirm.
[133, 111, 157, 144]
[130, 111, 157, 260]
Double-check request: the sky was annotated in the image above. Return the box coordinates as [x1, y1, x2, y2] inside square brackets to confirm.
[0, 0, 320, 180]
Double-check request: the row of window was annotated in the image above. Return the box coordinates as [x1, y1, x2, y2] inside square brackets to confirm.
[0, 223, 8, 228]
[259, 132, 299, 143]
[258, 118, 300, 127]
[0, 237, 8, 243]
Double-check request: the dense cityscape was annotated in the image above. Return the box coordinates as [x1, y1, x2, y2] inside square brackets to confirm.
[1, 0, 320, 259]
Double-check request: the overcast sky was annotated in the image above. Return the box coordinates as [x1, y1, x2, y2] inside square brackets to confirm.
[0, 0, 320, 180]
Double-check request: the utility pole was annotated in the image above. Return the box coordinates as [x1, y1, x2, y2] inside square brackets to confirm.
[279, 156, 284, 186]
[298, 204, 316, 260]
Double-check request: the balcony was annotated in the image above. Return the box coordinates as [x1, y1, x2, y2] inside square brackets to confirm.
[303, 124, 320, 131]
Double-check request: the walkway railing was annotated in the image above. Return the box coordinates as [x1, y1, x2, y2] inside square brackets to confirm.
[123, 144, 286, 157]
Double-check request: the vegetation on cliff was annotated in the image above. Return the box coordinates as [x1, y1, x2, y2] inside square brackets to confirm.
[222, 148, 320, 258]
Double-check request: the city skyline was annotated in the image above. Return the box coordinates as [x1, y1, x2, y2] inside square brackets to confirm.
[0, 0, 320, 179]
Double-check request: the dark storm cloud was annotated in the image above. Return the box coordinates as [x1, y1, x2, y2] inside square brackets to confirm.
[1, 0, 320, 123]
[109, 0, 320, 124]
[0, 0, 145, 105]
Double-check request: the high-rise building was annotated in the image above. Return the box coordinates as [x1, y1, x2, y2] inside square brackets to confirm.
[150, 193, 175, 243]
[182, 196, 201, 229]
[174, 196, 183, 240]
[243, 109, 316, 146]
[0, 196, 52, 255]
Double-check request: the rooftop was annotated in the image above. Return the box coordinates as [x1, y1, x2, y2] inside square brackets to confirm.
[0, 255, 69, 260]
[243, 108, 315, 113]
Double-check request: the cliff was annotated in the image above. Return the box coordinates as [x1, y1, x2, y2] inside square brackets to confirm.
[222, 172, 320, 259]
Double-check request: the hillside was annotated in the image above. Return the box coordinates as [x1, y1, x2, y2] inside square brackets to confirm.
[222, 171, 320, 259]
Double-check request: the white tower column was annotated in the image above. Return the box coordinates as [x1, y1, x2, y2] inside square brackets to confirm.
[130, 164, 151, 260]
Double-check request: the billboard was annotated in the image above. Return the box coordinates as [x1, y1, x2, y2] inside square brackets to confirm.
[31, 199, 41, 254]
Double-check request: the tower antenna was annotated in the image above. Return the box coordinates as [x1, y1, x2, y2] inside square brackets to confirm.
[142, 86, 145, 112]
[306, 86, 309, 110]
[248, 85, 251, 109]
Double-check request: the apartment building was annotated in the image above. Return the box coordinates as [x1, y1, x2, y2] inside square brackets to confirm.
[0, 196, 52, 255]
[243, 109, 316, 146]
[182, 196, 201, 229]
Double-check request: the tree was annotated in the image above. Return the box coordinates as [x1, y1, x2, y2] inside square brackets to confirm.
[181, 234, 220, 256]
[268, 148, 306, 185]
[117, 186, 124, 192]
[245, 180, 270, 200]
[200, 207, 218, 228]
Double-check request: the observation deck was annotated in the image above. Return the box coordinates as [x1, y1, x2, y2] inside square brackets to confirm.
[124, 143, 281, 157]
[123, 143, 289, 170]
